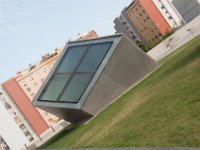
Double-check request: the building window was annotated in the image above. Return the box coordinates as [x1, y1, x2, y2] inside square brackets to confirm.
[48, 118, 53, 122]
[24, 131, 31, 136]
[33, 83, 38, 87]
[161, 5, 165, 9]
[31, 93, 35, 97]
[21, 81, 27, 86]
[139, 13, 142, 16]
[19, 124, 26, 130]
[30, 76, 33, 81]
[4, 102, 11, 110]
[29, 136, 34, 142]
[168, 16, 173, 20]
[26, 87, 31, 92]
[39, 42, 112, 103]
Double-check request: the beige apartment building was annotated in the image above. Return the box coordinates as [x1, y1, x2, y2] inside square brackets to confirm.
[16, 48, 63, 126]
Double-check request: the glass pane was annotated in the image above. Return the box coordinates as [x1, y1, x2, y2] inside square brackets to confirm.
[40, 74, 70, 101]
[59, 74, 93, 103]
[57, 46, 87, 73]
[77, 42, 112, 72]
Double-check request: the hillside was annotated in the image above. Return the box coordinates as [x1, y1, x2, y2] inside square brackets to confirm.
[41, 35, 200, 148]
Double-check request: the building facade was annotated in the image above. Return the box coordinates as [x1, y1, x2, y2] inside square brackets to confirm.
[3, 78, 49, 136]
[172, 0, 200, 23]
[152, 0, 183, 28]
[127, 0, 172, 44]
[114, 0, 172, 44]
[114, 7, 144, 43]
[0, 135, 10, 150]
[16, 48, 62, 126]
[0, 84, 39, 150]
[33, 34, 157, 123]
[0, 85, 37, 144]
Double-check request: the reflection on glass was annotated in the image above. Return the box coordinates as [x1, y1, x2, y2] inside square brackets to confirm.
[60, 74, 93, 102]
[40, 74, 70, 100]
[57, 46, 87, 73]
[39, 41, 113, 103]
[77, 42, 112, 72]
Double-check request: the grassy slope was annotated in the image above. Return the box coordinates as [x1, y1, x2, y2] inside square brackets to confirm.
[41, 35, 200, 148]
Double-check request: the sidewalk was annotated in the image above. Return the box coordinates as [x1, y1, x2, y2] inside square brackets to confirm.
[147, 15, 200, 61]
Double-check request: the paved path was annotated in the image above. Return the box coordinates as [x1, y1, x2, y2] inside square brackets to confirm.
[147, 15, 200, 61]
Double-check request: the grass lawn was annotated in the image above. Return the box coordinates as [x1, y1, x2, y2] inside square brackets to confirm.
[41, 35, 200, 148]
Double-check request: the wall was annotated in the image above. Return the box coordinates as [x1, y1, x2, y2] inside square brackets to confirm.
[0, 102, 28, 150]
[127, 0, 162, 43]
[114, 17, 137, 43]
[82, 36, 157, 115]
[0, 85, 36, 143]
[172, 0, 200, 23]
[147, 14, 200, 61]
[16, 50, 61, 126]
[121, 8, 146, 43]
[140, 0, 172, 34]
[3, 78, 48, 135]
[152, 0, 182, 28]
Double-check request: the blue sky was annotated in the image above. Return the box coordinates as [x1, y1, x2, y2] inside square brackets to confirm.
[0, 0, 132, 84]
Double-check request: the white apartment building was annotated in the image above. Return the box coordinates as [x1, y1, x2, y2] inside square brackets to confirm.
[0, 85, 38, 150]
[153, 0, 183, 28]
[0, 135, 10, 150]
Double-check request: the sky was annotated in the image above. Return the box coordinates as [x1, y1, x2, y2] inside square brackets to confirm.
[0, 0, 132, 84]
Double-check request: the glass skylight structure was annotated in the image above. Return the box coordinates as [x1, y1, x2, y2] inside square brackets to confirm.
[39, 42, 112, 103]
[33, 34, 157, 123]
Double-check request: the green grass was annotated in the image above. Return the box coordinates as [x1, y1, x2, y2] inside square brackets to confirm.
[41, 35, 200, 148]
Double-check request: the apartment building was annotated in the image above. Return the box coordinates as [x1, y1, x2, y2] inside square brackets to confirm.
[15, 48, 62, 126]
[3, 78, 49, 137]
[114, 0, 172, 44]
[0, 84, 40, 150]
[0, 85, 37, 145]
[0, 135, 9, 150]
[152, 0, 183, 28]
[127, 0, 172, 44]
[114, 7, 145, 43]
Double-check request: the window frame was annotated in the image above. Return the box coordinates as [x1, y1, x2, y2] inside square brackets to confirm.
[33, 34, 122, 109]
[38, 41, 113, 103]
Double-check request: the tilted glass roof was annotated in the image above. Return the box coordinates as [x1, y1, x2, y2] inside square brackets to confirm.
[39, 41, 113, 103]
